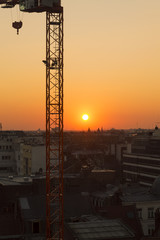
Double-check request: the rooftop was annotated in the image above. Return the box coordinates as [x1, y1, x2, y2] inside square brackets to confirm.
[67, 216, 135, 239]
[91, 185, 119, 199]
[19, 195, 46, 220]
[0, 175, 45, 186]
[121, 183, 160, 203]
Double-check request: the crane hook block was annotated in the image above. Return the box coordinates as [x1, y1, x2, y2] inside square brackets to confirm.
[12, 21, 23, 35]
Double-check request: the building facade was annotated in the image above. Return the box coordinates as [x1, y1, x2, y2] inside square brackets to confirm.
[121, 179, 160, 236]
[122, 128, 160, 187]
[19, 143, 46, 176]
[0, 131, 24, 176]
[123, 153, 160, 187]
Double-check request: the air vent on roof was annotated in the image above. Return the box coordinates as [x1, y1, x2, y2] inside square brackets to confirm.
[30, 174, 35, 177]
[24, 177, 29, 182]
[8, 176, 13, 179]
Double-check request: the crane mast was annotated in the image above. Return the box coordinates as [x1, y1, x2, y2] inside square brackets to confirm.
[46, 10, 64, 240]
[0, 0, 64, 239]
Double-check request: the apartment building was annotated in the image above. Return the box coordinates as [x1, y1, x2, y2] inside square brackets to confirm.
[18, 143, 46, 176]
[122, 128, 160, 187]
[121, 179, 160, 236]
[0, 131, 45, 177]
[0, 131, 24, 176]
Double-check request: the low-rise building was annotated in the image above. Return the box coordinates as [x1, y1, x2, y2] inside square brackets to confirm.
[121, 178, 160, 236]
[0, 176, 46, 239]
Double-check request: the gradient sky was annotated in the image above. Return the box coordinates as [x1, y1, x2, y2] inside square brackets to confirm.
[0, 0, 160, 130]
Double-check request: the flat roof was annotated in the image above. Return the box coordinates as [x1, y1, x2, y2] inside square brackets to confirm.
[92, 169, 115, 173]
[121, 183, 160, 202]
[0, 179, 21, 186]
[72, 150, 103, 155]
[0, 176, 33, 186]
[121, 192, 160, 203]
[67, 218, 135, 239]
[91, 186, 119, 199]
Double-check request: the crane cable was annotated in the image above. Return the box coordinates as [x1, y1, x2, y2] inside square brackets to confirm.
[10, 4, 24, 34]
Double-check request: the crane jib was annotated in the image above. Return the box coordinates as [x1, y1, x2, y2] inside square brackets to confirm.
[0, 0, 61, 12]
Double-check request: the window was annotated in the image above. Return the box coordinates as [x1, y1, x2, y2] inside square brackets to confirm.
[0, 167, 7, 172]
[94, 198, 98, 207]
[24, 158, 29, 175]
[100, 200, 104, 208]
[148, 225, 155, 235]
[137, 208, 142, 219]
[148, 208, 154, 219]
[32, 221, 40, 234]
[2, 156, 11, 160]
[127, 211, 134, 219]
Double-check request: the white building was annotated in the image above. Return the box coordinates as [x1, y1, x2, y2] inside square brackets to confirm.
[18, 143, 46, 176]
[121, 177, 160, 236]
[122, 128, 160, 187]
[110, 143, 131, 163]
[122, 153, 160, 187]
[0, 131, 24, 176]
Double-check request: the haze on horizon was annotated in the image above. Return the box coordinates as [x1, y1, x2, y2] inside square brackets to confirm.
[0, 0, 160, 131]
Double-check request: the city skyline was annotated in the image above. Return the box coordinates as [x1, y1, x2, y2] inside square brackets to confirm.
[0, 0, 160, 130]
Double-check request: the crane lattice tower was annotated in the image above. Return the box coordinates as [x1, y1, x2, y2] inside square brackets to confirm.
[46, 9, 64, 240]
[0, 0, 64, 239]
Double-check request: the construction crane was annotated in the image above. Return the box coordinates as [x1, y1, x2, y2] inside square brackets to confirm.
[0, 0, 64, 239]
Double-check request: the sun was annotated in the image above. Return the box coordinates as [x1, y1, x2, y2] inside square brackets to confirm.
[82, 114, 89, 121]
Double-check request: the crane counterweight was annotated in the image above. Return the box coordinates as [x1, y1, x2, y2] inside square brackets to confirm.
[19, 0, 61, 12]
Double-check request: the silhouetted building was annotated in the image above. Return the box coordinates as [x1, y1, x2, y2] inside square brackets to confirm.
[0, 176, 46, 239]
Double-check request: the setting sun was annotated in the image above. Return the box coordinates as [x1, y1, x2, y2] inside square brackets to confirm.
[82, 114, 89, 121]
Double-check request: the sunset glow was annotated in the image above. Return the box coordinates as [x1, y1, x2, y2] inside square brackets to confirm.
[0, 0, 160, 130]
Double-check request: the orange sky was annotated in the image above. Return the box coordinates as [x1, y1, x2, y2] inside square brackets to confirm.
[0, 0, 160, 130]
